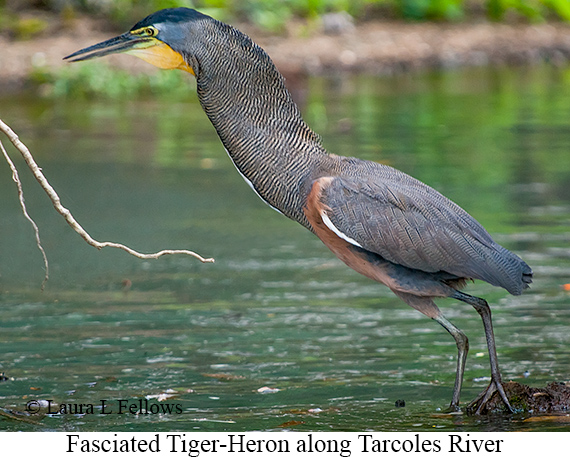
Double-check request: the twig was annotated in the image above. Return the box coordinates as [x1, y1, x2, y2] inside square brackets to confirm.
[0, 118, 214, 286]
[0, 408, 45, 427]
[1, 138, 50, 289]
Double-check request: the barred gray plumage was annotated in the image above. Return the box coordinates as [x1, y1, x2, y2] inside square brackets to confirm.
[179, 12, 532, 300]
[65, 7, 534, 413]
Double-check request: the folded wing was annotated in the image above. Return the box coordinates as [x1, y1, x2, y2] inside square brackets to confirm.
[312, 171, 531, 295]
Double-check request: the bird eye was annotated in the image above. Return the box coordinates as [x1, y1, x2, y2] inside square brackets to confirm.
[133, 26, 157, 37]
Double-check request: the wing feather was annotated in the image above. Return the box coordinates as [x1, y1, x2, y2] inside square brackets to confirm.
[316, 173, 529, 294]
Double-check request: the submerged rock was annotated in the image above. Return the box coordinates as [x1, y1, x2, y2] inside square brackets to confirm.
[467, 381, 570, 415]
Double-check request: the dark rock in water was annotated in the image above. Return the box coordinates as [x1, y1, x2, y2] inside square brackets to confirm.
[467, 381, 570, 415]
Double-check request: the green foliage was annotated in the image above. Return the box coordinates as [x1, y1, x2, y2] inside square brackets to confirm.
[120, 0, 570, 23]
[2, 0, 570, 32]
[92, 0, 196, 26]
[397, 0, 464, 20]
[545, 0, 570, 20]
[12, 17, 50, 39]
[486, 0, 543, 21]
[29, 63, 195, 100]
[0, 10, 49, 39]
[391, 0, 570, 21]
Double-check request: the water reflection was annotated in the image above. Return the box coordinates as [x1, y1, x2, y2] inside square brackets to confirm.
[0, 65, 569, 431]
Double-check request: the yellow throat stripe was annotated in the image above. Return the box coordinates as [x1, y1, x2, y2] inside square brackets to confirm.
[127, 41, 194, 75]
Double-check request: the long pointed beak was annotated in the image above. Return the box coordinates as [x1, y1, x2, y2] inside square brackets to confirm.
[63, 33, 154, 62]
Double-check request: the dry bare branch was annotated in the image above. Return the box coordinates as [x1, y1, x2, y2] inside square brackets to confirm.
[1, 138, 50, 289]
[0, 118, 214, 286]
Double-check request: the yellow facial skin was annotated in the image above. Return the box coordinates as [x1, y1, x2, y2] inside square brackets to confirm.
[126, 26, 195, 75]
[126, 41, 195, 74]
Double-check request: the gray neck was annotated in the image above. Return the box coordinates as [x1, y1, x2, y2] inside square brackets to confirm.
[191, 20, 327, 226]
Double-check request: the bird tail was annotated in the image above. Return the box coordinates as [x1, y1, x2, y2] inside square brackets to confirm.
[490, 244, 533, 296]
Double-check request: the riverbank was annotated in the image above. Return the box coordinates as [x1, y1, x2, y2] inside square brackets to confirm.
[1, 13, 570, 93]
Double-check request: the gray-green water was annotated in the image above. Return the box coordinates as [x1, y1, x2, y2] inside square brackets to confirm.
[1, 65, 569, 432]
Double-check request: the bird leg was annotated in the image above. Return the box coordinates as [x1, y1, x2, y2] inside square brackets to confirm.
[433, 314, 469, 412]
[393, 291, 468, 412]
[451, 290, 514, 414]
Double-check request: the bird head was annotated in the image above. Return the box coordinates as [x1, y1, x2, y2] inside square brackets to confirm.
[63, 8, 209, 75]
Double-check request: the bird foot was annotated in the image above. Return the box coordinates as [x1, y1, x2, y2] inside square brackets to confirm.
[466, 378, 514, 415]
[442, 404, 463, 415]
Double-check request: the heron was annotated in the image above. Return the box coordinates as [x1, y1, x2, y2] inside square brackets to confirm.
[64, 7, 532, 414]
